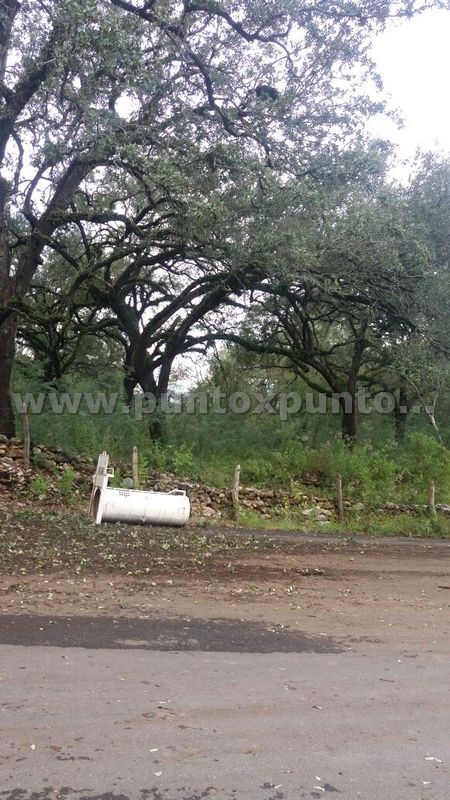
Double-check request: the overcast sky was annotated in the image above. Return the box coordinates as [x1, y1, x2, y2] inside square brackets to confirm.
[370, 8, 450, 160]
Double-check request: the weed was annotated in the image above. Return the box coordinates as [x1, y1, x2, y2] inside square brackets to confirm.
[30, 474, 51, 500]
[60, 466, 75, 500]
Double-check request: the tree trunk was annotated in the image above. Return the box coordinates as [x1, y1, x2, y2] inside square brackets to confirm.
[341, 402, 357, 442]
[123, 374, 137, 407]
[338, 330, 367, 444]
[148, 412, 166, 443]
[149, 354, 176, 444]
[0, 313, 17, 437]
[137, 366, 167, 443]
[122, 346, 137, 407]
[394, 386, 409, 443]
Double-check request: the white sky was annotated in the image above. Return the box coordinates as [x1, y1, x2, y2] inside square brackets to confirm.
[370, 8, 450, 159]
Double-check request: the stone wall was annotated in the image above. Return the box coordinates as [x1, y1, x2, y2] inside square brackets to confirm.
[145, 473, 335, 520]
[0, 435, 29, 489]
[0, 435, 93, 492]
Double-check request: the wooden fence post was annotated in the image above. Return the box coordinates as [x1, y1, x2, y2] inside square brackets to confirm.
[21, 405, 30, 470]
[132, 446, 139, 490]
[232, 464, 241, 521]
[428, 480, 437, 519]
[336, 473, 344, 523]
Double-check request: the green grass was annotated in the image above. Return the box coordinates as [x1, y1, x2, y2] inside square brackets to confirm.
[237, 509, 450, 538]
[324, 512, 450, 538]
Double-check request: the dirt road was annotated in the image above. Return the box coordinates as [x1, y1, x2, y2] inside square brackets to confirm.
[1, 533, 449, 646]
[1, 533, 449, 799]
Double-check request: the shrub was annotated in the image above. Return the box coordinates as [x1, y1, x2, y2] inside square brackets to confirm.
[30, 474, 51, 500]
[397, 433, 450, 501]
[331, 443, 396, 502]
[60, 467, 76, 500]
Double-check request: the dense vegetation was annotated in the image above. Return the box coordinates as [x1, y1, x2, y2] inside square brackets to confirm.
[1, 0, 449, 513]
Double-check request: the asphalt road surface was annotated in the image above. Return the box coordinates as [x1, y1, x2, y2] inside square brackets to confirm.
[1, 609, 449, 800]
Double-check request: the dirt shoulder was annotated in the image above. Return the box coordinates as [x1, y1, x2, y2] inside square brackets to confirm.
[1, 512, 449, 649]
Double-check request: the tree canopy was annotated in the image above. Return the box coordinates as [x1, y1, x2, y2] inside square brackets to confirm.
[1, 0, 448, 448]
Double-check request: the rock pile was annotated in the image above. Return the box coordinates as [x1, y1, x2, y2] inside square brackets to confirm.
[144, 473, 335, 520]
[0, 434, 25, 461]
[0, 434, 30, 489]
[31, 445, 93, 476]
[0, 435, 94, 493]
[0, 459, 29, 490]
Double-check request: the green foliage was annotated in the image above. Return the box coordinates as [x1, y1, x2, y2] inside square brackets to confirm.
[60, 467, 76, 501]
[326, 513, 450, 539]
[30, 475, 51, 500]
[234, 441, 398, 504]
[237, 509, 450, 538]
[132, 442, 194, 477]
[397, 433, 450, 499]
[331, 444, 397, 502]
[18, 371, 449, 508]
[168, 444, 194, 476]
[110, 467, 123, 489]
